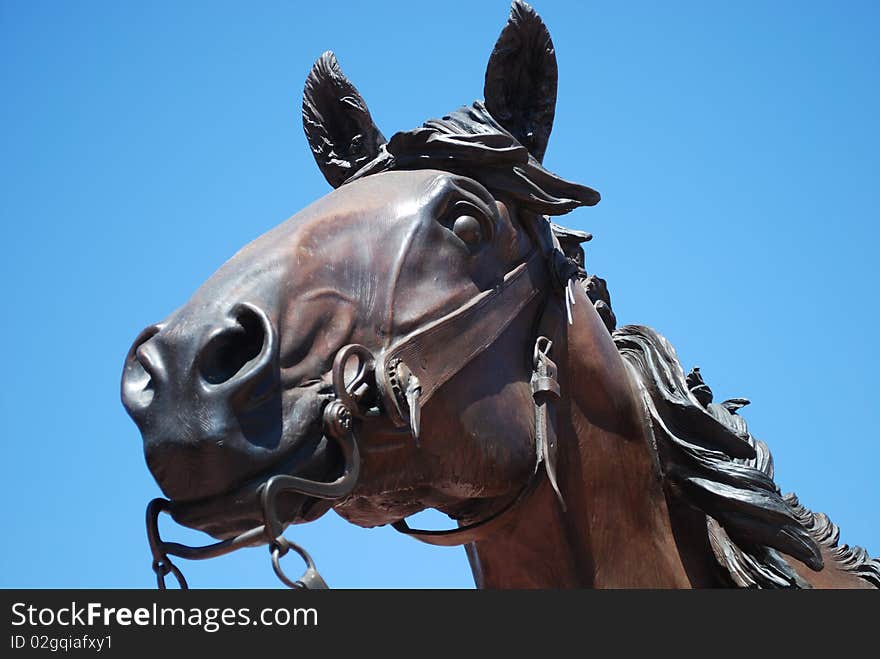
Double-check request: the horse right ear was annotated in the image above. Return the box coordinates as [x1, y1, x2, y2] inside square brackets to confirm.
[484, 1, 558, 163]
[302, 52, 386, 188]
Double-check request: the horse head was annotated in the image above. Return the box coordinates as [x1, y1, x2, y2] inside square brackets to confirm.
[123, 0, 598, 557]
[122, 1, 879, 589]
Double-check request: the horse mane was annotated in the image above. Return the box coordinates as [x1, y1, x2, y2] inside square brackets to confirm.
[612, 323, 880, 588]
[783, 493, 880, 587]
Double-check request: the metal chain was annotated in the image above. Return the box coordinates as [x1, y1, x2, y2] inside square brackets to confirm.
[152, 557, 188, 590]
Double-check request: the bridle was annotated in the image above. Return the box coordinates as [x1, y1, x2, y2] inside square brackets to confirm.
[145, 224, 578, 589]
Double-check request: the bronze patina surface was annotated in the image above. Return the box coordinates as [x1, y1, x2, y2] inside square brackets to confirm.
[122, 1, 879, 589]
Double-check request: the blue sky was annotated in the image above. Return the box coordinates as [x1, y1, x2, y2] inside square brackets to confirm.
[1, 0, 877, 588]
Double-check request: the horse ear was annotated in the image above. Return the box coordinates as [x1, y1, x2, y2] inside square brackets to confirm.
[302, 51, 386, 188]
[483, 0, 558, 163]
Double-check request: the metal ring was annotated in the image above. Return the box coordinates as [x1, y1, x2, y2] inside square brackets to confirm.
[270, 537, 328, 589]
[331, 344, 375, 418]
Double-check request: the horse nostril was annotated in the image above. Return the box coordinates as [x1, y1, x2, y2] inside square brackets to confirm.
[198, 305, 270, 386]
[122, 325, 161, 413]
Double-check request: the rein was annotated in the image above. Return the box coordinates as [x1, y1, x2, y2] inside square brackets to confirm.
[144, 240, 575, 589]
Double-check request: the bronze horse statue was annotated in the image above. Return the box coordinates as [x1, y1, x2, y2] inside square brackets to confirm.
[121, 1, 878, 588]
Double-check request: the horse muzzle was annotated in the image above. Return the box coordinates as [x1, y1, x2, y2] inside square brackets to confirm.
[142, 363, 363, 589]
[122, 314, 368, 588]
[122, 302, 322, 503]
[144, 396, 361, 590]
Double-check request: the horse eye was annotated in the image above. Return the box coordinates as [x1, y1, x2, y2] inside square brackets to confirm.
[452, 215, 483, 245]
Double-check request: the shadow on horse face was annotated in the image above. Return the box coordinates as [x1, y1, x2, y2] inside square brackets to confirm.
[122, 169, 538, 539]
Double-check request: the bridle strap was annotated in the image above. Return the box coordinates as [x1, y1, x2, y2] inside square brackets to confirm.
[388, 289, 568, 547]
[377, 250, 548, 428]
[391, 468, 543, 546]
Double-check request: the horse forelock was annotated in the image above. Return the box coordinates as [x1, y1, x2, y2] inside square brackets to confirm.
[344, 101, 600, 217]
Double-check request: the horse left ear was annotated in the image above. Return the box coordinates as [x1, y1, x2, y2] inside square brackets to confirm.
[484, 1, 558, 163]
[302, 51, 387, 188]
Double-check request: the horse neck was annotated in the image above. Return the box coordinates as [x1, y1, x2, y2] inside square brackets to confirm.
[467, 287, 700, 588]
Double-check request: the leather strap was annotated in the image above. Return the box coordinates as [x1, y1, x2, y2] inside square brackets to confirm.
[389, 292, 567, 546]
[377, 250, 548, 427]
[390, 469, 543, 546]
